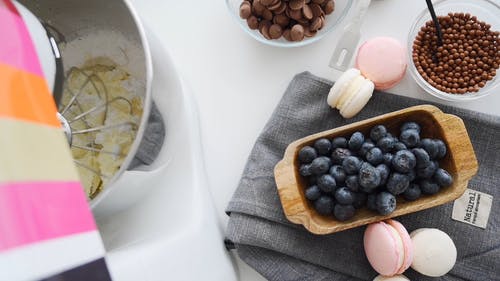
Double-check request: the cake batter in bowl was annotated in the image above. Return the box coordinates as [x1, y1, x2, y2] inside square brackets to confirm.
[17, 0, 153, 209]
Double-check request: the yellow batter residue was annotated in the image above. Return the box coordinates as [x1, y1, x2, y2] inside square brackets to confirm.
[60, 58, 143, 199]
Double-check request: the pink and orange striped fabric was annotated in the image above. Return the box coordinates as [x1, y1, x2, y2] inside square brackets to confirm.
[0, 1, 109, 280]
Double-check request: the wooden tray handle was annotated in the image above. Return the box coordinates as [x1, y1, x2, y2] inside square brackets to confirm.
[274, 159, 310, 226]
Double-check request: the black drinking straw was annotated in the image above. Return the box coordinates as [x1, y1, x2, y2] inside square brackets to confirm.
[425, 0, 444, 46]
[425, 0, 444, 63]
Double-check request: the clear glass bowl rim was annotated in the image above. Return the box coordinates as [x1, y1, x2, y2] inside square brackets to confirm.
[225, 0, 354, 48]
[407, 0, 500, 102]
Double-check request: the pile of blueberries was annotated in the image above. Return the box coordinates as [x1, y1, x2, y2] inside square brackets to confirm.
[298, 122, 453, 221]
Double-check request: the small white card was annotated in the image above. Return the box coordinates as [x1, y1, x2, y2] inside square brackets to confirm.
[452, 188, 493, 229]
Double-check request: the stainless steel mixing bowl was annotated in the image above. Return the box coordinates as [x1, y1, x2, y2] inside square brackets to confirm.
[18, 0, 153, 208]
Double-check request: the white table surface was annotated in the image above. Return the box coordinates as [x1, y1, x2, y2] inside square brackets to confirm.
[132, 0, 499, 280]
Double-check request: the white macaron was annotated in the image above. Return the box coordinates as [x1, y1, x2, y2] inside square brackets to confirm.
[410, 228, 457, 277]
[327, 68, 374, 118]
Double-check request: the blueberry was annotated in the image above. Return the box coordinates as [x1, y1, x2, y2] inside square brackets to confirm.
[331, 148, 352, 165]
[345, 175, 360, 192]
[353, 192, 367, 209]
[342, 156, 363, 174]
[359, 142, 376, 158]
[400, 129, 420, 148]
[433, 168, 453, 187]
[435, 139, 447, 159]
[376, 164, 390, 185]
[416, 161, 437, 179]
[314, 138, 332, 156]
[407, 169, 416, 182]
[393, 142, 408, 152]
[305, 185, 321, 201]
[314, 196, 335, 215]
[366, 147, 384, 165]
[376, 192, 397, 215]
[392, 150, 417, 173]
[401, 122, 421, 133]
[420, 179, 440, 195]
[298, 146, 317, 164]
[310, 156, 331, 175]
[420, 138, 439, 159]
[317, 174, 337, 193]
[329, 165, 346, 185]
[383, 153, 394, 166]
[348, 132, 365, 151]
[335, 187, 355, 205]
[377, 137, 396, 153]
[370, 125, 388, 141]
[332, 137, 348, 149]
[403, 183, 422, 201]
[367, 193, 378, 211]
[359, 162, 382, 192]
[299, 164, 312, 177]
[334, 204, 356, 221]
[412, 148, 431, 168]
[386, 173, 410, 195]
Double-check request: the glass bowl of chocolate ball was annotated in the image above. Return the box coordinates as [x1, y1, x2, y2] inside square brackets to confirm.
[408, 0, 500, 101]
[226, 0, 353, 47]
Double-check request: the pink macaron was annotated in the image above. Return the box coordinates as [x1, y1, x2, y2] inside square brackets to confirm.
[355, 37, 407, 90]
[364, 219, 414, 276]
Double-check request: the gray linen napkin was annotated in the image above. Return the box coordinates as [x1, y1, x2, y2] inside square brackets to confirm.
[225, 72, 500, 281]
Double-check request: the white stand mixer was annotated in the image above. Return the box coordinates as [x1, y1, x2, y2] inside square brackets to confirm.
[15, 0, 237, 279]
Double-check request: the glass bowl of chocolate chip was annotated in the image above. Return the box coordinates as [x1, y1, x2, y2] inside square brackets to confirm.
[408, 0, 500, 101]
[226, 0, 353, 47]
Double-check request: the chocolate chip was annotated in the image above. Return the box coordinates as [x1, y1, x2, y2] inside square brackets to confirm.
[302, 4, 313, 20]
[247, 15, 259, 30]
[267, 0, 282, 11]
[239, 1, 252, 19]
[323, 0, 334, 15]
[274, 2, 287, 14]
[310, 3, 323, 18]
[252, 0, 266, 15]
[319, 15, 325, 29]
[291, 24, 305, 41]
[262, 8, 274, 21]
[274, 13, 290, 28]
[304, 26, 317, 37]
[310, 16, 322, 31]
[269, 24, 284, 39]
[259, 20, 272, 39]
[289, 0, 305, 10]
[283, 28, 293, 41]
[288, 7, 303, 21]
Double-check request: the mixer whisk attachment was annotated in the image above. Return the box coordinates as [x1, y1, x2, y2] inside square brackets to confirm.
[58, 64, 138, 186]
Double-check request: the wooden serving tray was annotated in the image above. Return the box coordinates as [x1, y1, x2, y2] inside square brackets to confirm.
[274, 105, 478, 235]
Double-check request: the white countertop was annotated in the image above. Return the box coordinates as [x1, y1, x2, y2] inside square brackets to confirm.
[132, 0, 499, 280]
